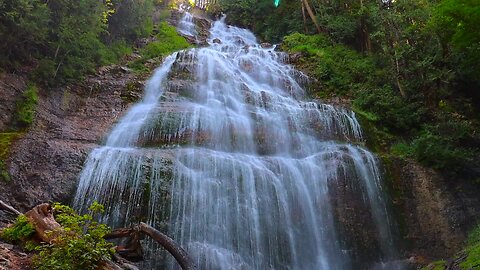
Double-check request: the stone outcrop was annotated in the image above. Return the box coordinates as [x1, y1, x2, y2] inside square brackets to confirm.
[0, 65, 145, 211]
[384, 157, 480, 264]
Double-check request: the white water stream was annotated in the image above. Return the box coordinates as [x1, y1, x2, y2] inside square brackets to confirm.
[74, 14, 403, 270]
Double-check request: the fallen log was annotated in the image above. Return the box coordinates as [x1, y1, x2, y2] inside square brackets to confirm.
[106, 223, 197, 270]
[0, 199, 21, 216]
[139, 222, 196, 270]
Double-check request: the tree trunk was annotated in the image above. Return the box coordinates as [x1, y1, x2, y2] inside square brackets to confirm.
[302, 0, 322, 34]
[301, 0, 308, 33]
[138, 222, 196, 270]
[106, 223, 197, 270]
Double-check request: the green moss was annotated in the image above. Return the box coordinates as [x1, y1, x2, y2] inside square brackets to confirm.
[15, 83, 39, 128]
[142, 22, 191, 59]
[0, 132, 20, 160]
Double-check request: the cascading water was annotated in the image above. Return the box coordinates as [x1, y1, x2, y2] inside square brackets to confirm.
[177, 12, 198, 37]
[74, 13, 405, 270]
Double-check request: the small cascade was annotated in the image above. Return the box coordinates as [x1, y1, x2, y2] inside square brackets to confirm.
[74, 14, 404, 270]
[177, 12, 198, 37]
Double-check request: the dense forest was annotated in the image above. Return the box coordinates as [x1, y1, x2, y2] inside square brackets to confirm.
[1, 0, 480, 269]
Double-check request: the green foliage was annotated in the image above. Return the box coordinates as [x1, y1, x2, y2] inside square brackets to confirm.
[0, 161, 11, 182]
[353, 86, 425, 133]
[467, 224, 480, 247]
[0, 132, 20, 160]
[15, 83, 39, 128]
[0, 132, 21, 182]
[431, 0, 480, 84]
[98, 40, 134, 65]
[0, 0, 50, 70]
[28, 0, 109, 85]
[33, 202, 114, 270]
[0, 215, 35, 242]
[0, 0, 167, 85]
[282, 32, 376, 96]
[411, 119, 479, 173]
[390, 142, 413, 158]
[142, 22, 191, 59]
[105, 0, 155, 43]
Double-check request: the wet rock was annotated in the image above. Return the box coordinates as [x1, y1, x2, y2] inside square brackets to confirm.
[135, 36, 157, 49]
[234, 38, 246, 46]
[119, 66, 132, 73]
[260, 42, 273, 49]
[212, 38, 222, 44]
[124, 52, 142, 62]
[287, 52, 303, 64]
[183, 35, 196, 44]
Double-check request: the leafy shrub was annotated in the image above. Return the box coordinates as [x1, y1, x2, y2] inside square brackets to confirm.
[15, 83, 39, 128]
[0, 215, 35, 242]
[353, 86, 425, 133]
[33, 202, 114, 270]
[0, 0, 50, 70]
[390, 142, 413, 158]
[282, 32, 377, 96]
[142, 22, 191, 59]
[98, 40, 133, 65]
[105, 0, 155, 43]
[411, 120, 478, 172]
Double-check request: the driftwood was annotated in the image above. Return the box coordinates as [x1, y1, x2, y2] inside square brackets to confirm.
[24, 203, 62, 243]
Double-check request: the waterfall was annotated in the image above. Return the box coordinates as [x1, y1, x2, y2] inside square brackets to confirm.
[74, 14, 404, 270]
[177, 12, 198, 37]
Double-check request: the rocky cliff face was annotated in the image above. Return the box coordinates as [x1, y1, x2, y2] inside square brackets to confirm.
[0, 66, 144, 212]
[384, 157, 480, 264]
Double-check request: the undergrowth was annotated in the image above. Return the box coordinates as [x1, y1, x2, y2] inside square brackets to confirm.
[0, 202, 114, 270]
